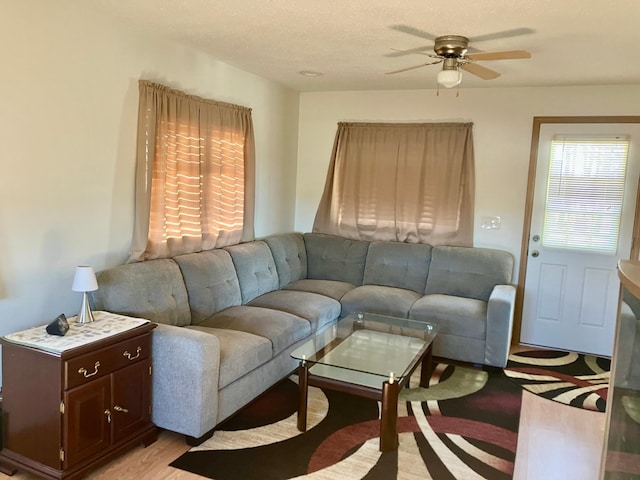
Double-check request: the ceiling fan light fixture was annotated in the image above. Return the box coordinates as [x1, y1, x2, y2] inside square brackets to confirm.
[437, 68, 462, 88]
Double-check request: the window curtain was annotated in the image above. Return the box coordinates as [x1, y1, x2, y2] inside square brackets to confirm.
[129, 80, 255, 262]
[313, 122, 474, 246]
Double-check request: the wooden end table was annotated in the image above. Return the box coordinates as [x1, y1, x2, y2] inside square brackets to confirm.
[0, 311, 157, 480]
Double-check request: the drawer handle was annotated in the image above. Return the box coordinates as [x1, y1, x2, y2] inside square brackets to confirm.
[78, 361, 100, 378]
[114, 405, 129, 413]
[123, 346, 142, 361]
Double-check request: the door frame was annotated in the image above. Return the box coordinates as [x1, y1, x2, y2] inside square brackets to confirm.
[513, 116, 640, 344]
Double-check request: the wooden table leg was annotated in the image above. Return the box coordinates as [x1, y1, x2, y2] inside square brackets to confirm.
[380, 379, 399, 451]
[297, 360, 309, 432]
[419, 344, 434, 388]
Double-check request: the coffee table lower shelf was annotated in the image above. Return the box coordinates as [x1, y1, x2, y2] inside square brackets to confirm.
[296, 343, 433, 452]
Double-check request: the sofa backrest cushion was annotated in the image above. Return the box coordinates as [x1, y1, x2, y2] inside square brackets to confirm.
[425, 246, 514, 301]
[263, 233, 308, 288]
[225, 241, 279, 304]
[173, 249, 242, 324]
[303, 233, 370, 286]
[363, 241, 432, 293]
[92, 259, 191, 326]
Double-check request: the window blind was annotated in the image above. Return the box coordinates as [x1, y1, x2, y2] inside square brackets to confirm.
[542, 135, 630, 254]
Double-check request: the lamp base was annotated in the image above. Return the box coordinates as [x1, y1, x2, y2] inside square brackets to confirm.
[76, 292, 95, 324]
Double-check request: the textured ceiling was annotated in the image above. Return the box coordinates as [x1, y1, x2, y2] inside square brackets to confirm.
[84, 0, 640, 92]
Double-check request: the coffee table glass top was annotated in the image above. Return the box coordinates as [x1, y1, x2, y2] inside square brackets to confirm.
[291, 312, 439, 389]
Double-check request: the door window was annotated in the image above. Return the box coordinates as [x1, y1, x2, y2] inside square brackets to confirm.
[542, 135, 630, 254]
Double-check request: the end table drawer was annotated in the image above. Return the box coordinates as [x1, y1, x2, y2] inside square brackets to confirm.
[65, 334, 151, 389]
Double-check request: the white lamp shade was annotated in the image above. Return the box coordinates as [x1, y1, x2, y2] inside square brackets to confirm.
[437, 69, 462, 88]
[72, 265, 98, 292]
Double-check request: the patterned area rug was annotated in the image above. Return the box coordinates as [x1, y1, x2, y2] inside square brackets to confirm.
[505, 349, 610, 412]
[170, 362, 522, 479]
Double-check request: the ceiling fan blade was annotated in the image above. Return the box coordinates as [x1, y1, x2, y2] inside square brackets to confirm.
[386, 46, 434, 58]
[469, 27, 535, 43]
[389, 24, 438, 41]
[385, 61, 441, 75]
[460, 62, 501, 80]
[466, 50, 531, 61]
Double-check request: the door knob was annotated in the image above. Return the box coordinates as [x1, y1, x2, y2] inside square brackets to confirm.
[531, 250, 540, 258]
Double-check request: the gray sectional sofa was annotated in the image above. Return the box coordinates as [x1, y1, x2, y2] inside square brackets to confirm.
[91, 232, 515, 443]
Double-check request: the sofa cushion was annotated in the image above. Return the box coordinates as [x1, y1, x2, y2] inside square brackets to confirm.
[425, 246, 514, 301]
[92, 259, 191, 327]
[186, 325, 272, 389]
[363, 241, 432, 293]
[303, 233, 369, 285]
[263, 233, 308, 288]
[248, 290, 341, 333]
[198, 305, 311, 357]
[283, 279, 355, 301]
[225, 241, 280, 304]
[173, 249, 242, 324]
[409, 294, 487, 340]
[340, 285, 422, 318]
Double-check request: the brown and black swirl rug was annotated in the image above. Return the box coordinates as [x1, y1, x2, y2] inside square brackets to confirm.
[505, 349, 610, 412]
[170, 362, 522, 479]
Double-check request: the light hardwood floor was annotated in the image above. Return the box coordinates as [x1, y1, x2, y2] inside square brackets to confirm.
[513, 390, 605, 480]
[0, 364, 606, 479]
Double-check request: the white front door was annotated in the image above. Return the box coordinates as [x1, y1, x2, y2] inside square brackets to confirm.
[521, 123, 640, 356]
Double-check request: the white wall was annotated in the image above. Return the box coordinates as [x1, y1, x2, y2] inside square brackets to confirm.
[295, 85, 640, 279]
[0, 0, 299, 349]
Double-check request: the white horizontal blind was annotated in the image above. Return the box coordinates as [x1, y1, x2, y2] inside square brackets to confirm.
[542, 135, 630, 254]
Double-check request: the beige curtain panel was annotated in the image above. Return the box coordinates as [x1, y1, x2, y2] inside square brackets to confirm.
[313, 122, 475, 246]
[129, 80, 255, 262]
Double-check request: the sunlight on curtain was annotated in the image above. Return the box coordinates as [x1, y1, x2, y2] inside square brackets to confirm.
[313, 122, 475, 245]
[129, 80, 255, 261]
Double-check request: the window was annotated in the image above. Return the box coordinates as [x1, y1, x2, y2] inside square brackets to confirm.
[129, 81, 255, 261]
[542, 135, 630, 254]
[313, 122, 475, 246]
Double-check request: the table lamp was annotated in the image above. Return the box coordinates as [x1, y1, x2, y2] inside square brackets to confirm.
[72, 265, 98, 324]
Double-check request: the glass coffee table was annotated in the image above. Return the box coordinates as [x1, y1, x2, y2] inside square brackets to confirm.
[291, 312, 439, 452]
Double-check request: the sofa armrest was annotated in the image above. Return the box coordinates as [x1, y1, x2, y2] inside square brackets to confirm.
[484, 285, 516, 368]
[151, 324, 221, 438]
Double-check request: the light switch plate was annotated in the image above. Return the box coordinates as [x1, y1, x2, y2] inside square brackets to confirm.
[481, 216, 501, 230]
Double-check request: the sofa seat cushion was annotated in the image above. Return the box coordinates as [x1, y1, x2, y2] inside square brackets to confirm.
[409, 294, 487, 340]
[247, 290, 341, 333]
[186, 325, 273, 389]
[283, 279, 355, 301]
[197, 306, 311, 357]
[341, 285, 422, 318]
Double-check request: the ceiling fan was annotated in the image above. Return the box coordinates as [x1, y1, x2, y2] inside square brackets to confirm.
[386, 25, 533, 89]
